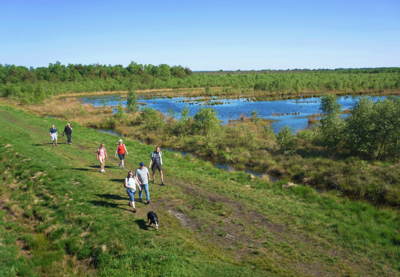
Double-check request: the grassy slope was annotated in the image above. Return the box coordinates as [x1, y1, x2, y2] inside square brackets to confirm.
[0, 105, 399, 276]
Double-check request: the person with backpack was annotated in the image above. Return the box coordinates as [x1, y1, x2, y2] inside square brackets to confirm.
[114, 139, 128, 169]
[125, 171, 141, 213]
[149, 146, 165, 186]
[62, 123, 73, 145]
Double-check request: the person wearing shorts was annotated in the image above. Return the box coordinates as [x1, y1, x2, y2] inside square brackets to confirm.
[125, 171, 141, 213]
[149, 146, 165, 186]
[135, 162, 151, 204]
[114, 139, 128, 169]
[49, 125, 58, 146]
[96, 143, 108, 173]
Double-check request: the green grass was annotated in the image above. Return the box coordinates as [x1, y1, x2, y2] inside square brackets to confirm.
[0, 104, 400, 276]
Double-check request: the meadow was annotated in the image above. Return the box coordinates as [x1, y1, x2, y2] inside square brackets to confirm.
[1, 104, 400, 276]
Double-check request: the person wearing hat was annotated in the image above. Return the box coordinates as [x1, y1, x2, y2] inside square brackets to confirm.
[135, 162, 151, 204]
[114, 139, 128, 170]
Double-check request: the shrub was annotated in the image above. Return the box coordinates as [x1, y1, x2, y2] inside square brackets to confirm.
[277, 126, 297, 152]
[193, 107, 220, 135]
[320, 94, 342, 115]
[140, 107, 164, 130]
[114, 100, 126, 119]
[126, 84, 138, 117]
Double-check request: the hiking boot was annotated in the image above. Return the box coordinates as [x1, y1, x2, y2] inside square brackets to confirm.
[162, 182, 166, 186]
[133, 209, 137, 213]
[152, 179, 155, 183]
[147, 201, 150, 204]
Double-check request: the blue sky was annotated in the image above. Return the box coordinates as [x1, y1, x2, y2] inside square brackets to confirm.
[1, 0, 399, 70]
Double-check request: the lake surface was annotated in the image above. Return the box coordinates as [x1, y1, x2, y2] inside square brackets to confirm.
[76, 94, 389, 133]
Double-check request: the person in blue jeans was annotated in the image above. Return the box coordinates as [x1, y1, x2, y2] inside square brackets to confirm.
[135, 162, 151, 204]
[125, 171, 141, 213]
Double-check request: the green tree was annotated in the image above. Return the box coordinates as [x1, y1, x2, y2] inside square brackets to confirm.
[193, 107, 220, 135]
[141, 107, 164, 130]
[320, 94, 341, 115]
[250, 110, 261, 128]
[33, 84, 45, 103]
[277, 126, 297, 152]
[114, 100, 126, 119]
[126, 85, 138, 117]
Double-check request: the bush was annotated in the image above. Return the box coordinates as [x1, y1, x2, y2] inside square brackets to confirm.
[126, 84, 138, 117]
[319, 114, 346, 149]
[277, 126, 297, 151]
[113, 100, 126, 119]
[193, 107, 220, 135]
[344, 97, 400, 159]
[140, 107, 164, 130]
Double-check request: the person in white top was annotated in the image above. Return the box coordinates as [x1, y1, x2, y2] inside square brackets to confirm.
[125, 171, 141, 213]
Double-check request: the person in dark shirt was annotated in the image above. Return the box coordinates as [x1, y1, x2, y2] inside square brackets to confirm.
[149, 146, 165, 186]
[62, 123, 73, 145]
[49, 125, 58, 146]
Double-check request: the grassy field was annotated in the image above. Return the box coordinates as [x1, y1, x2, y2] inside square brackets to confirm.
[1, 105, 400, 276]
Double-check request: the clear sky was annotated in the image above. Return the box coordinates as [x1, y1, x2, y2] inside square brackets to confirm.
[1, 0, 399, 70]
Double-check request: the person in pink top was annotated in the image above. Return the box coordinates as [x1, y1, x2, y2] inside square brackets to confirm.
[96, 143, 108, 173]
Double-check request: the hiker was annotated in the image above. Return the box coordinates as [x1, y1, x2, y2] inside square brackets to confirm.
[114, 139, 128, 169]
[96, 143, 108, 173]
[135, 162, 151, 204]
[49, 125, 58, 146]
[149, 146, 165, 186]
[62, 123, 73, 145]
[125, 170, 141, 213]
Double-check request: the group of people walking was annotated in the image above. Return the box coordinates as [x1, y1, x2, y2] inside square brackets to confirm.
[49, 123, 73, 146]
[49, 123, 165, 213]
[96, 140, 165, 213]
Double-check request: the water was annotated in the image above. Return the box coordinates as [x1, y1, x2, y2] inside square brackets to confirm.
[76, 94, 390, 133]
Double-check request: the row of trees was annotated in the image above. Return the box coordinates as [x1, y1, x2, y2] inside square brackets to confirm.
[0, 62, 193, 84]
[0, 62, 399, 104]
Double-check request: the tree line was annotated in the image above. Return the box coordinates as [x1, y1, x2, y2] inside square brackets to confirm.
[0, 62, 399, 104]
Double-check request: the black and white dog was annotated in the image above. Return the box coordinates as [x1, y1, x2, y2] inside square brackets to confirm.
[147, 211, 159, 229]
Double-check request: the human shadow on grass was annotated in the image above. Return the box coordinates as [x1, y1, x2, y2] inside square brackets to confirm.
[88, 200, 131, 212]
[89, 165, 112, 169]
[96, 193, 126, 201]
[72, 168, 93, 172]
[109, 178, 124, 184]
[32, 143, 53, 147]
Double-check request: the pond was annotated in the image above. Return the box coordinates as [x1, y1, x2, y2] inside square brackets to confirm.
[76, 94, 389, 133]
